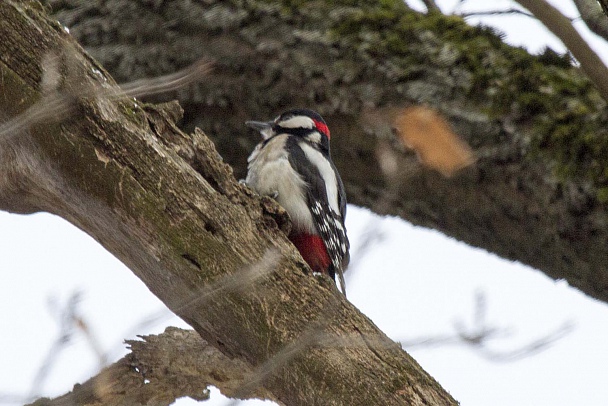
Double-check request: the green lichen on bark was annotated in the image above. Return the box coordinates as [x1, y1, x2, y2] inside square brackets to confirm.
[41, 0, 608, 306]
[323, 0, 608, 196]
[45, 0, 608, 196]
[228, 0, 608, 198]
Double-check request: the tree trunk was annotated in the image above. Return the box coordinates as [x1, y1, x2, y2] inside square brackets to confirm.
[47, 0, 608, 304]
[0, 1, 456, 404]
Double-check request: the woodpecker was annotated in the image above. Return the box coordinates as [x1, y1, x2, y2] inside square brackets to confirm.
[245, 109, 350, 293]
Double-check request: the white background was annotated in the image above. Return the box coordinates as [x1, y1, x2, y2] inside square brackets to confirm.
[2, 1, 608, 405]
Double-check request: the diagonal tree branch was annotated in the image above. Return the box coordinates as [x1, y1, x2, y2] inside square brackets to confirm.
[0, 1, 455, 404]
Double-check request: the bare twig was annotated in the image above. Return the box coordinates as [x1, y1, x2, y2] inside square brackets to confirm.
[348, 217, 386, 267]
[477, 322, 574, 362]
[119, 59, 214, 99]
[23, 328, 279, 406]
[460, 8, 535, 19]
[27, 292, 83, 401]
[15, 285, 574, 406]
[399, 290, 575, 362]
[0, 55, 213, 141]
[514, 0, 608, 102]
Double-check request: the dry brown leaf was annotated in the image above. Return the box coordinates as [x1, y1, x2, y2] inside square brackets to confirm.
[393, 106, 475, 177]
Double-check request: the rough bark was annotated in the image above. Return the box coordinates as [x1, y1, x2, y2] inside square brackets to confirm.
[46, 0, 608, 303]
[0, 1, 456, 405]
[28, 327, 277, 406]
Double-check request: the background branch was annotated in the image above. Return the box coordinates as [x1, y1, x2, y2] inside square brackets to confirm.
[44, 0, 608, 305]
[574, 0, 608, 41]
[421, 0, 441, 13]
[600, 0, 608, 17]
[514, 0, 608, 100]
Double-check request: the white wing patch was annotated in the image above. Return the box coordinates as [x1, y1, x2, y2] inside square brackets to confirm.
[298, 142, 340, 214]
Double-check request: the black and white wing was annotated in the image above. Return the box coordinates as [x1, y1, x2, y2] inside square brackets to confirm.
[286, 138, 350, 289]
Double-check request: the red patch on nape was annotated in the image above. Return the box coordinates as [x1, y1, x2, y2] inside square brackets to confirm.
[289, 233, 331, 274]
[313, 119, 330, 139]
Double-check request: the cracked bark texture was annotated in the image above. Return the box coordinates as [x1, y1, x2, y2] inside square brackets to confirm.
[28, 328, 277, 406]
[46, 0, 608, 303]
[0, 1, 457, 404]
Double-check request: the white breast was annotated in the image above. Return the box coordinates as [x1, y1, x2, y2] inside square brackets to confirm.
[246, 135, 316, 234]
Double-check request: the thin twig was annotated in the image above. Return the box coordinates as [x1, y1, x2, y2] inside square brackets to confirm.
[0, 56, 213, 141]
[399, 290, 575, 362]
[478, 322, 574, 362]
[27, 292, 82, 401]
[460, 8, 535, 19]
[120, 59, 214, 99]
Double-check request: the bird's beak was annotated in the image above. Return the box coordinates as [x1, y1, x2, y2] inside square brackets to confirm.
[246, 120, 274, 140]
[246, 120, 272, 131]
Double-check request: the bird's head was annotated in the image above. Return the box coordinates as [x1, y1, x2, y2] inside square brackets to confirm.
[246, 109, 331, 149]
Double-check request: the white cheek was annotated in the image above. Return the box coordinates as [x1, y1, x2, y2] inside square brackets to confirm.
[261, 127, 274, 140]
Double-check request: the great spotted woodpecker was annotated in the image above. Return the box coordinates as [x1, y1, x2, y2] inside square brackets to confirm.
[245, 109, 350, 293]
